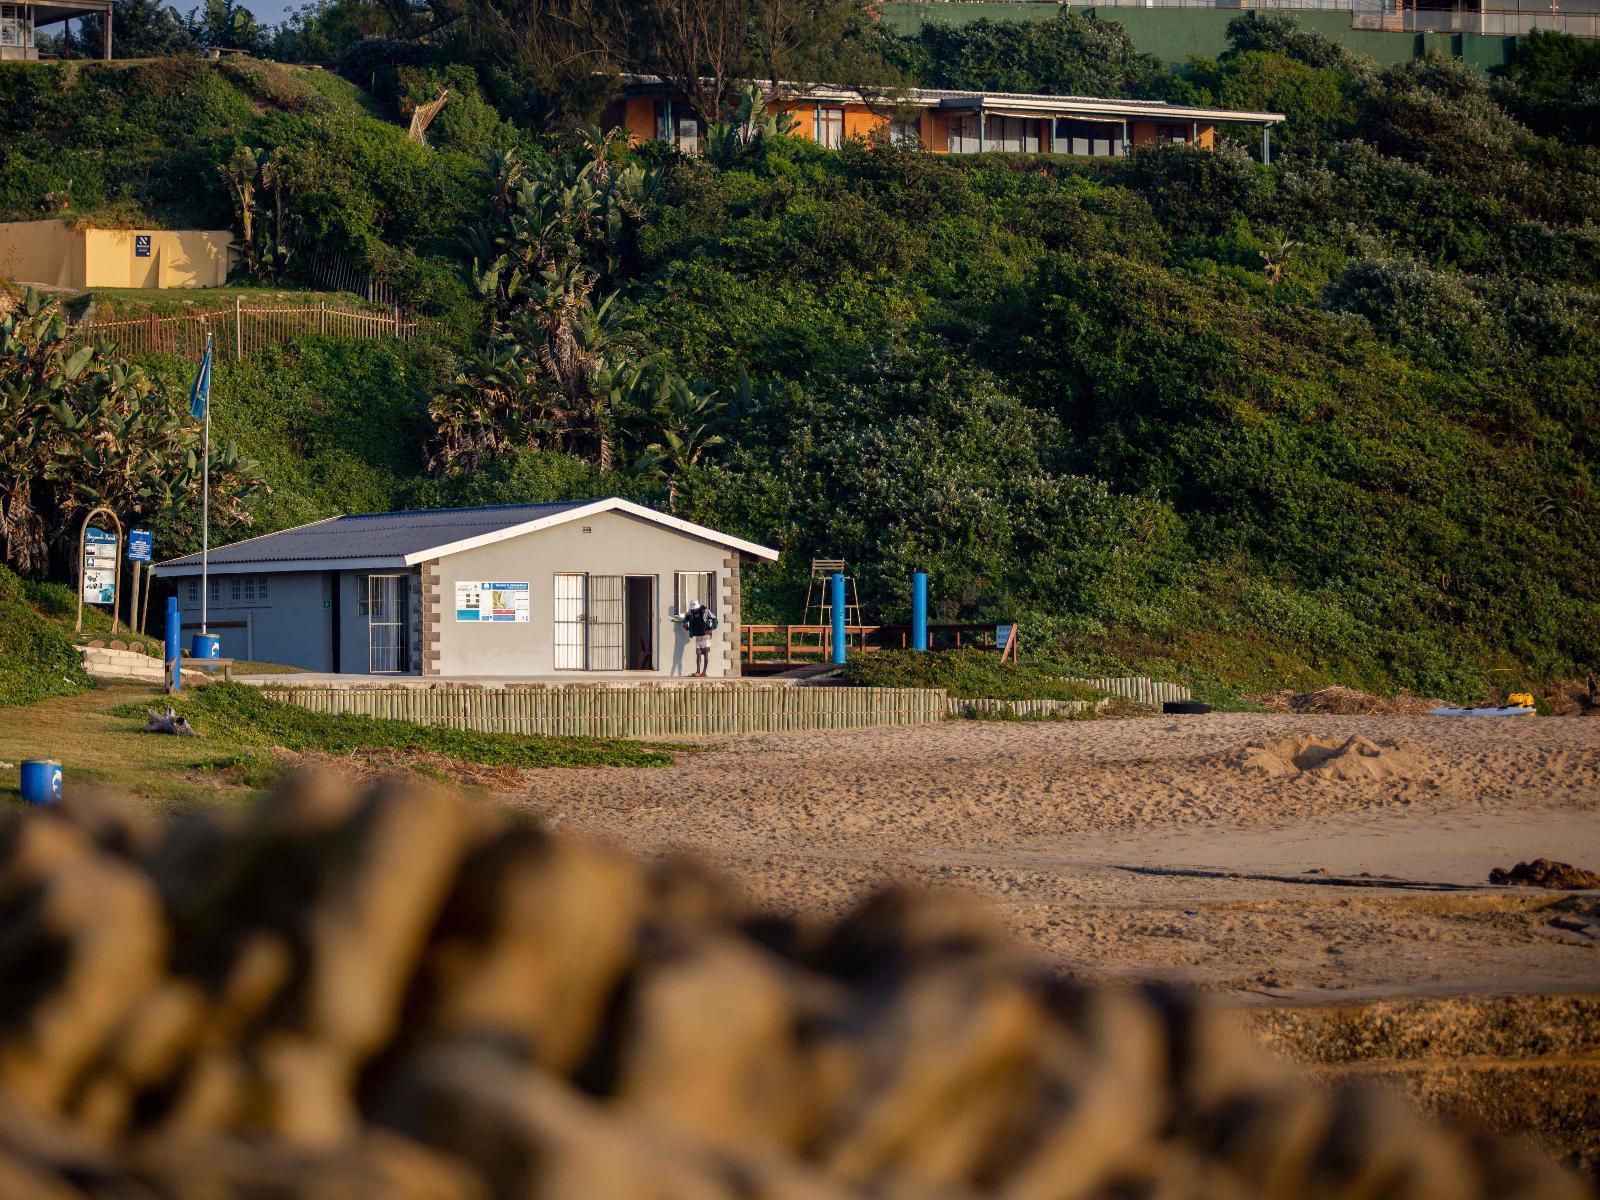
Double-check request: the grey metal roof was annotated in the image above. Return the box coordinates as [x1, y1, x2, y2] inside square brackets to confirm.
[155, 501, 592, 571]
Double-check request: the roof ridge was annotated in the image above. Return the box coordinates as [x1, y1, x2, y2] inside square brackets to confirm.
[340, 498, 601, 519]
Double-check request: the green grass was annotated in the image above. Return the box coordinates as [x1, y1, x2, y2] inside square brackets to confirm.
[79, 287, 391, 318]
[111, 683, 673, 769]
[842, 649, 1109, 702]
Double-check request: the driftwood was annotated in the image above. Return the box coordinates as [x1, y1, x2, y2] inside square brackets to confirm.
[143, 707, 198, 737]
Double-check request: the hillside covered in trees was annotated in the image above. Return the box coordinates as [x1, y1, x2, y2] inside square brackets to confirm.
[1, 12, 1598, 699]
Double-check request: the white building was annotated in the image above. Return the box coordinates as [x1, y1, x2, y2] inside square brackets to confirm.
[150, 498, 777, 677]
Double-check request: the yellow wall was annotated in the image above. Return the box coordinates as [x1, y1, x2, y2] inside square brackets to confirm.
[775, 101, 816, 139]
[0, 219, 85, 289]
[622, 98, 655, 145]
[843, 104, 887, 142]
[0, 220, 233, 289]
[84, 228, 233, 288]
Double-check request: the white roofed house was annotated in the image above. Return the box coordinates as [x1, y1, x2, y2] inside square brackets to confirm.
[149, 498, 778, 678]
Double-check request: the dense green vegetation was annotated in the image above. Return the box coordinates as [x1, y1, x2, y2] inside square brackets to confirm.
[3, 15, 1599, 702]
[0, 567, 94, 708]
[844, 650, 1107, 702]
[112, 682, 675, 767]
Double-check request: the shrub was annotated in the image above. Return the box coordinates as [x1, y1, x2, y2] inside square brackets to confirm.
[0, 566, 93, 708]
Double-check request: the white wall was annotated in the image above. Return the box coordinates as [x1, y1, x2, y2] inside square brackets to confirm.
[428, 510, 738, 677]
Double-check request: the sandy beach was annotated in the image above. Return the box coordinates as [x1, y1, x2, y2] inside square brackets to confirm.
[516, 712, 1600, 1003]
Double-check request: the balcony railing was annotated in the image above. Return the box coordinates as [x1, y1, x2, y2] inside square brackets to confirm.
[739, 622, 1014, 666]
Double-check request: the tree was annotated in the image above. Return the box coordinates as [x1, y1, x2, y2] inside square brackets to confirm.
[0, 290, 260, 576]
[186, 0, 269, 53]
[430, 139, 665, 474]
[638, 0, 892, 121]
[634, 371, 728, 511]
[71, 0, 199, 58]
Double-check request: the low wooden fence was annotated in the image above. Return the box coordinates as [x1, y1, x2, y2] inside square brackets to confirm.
[1077, 676, 1192, 707]
[949, 696, 1111, 719]
[70, 299, 424, 363]
[258, 682, 948, 738]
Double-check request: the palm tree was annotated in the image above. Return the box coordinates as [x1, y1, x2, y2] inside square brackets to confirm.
[634, 374, 727, 511]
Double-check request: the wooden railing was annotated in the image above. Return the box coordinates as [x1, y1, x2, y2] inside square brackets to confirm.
[740, 622, 1013, 665]
[69, 299, 425, 363]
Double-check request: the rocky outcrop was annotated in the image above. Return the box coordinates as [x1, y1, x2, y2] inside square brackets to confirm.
[0, 775, 1589, 1199]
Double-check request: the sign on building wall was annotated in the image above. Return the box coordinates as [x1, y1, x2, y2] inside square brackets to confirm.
[135, 235, 151, 258]
[455, 581, 529, 623]
[83, 527, 118, 604]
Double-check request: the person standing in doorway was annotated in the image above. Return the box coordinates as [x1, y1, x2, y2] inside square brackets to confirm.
[683, 601, 717, 677]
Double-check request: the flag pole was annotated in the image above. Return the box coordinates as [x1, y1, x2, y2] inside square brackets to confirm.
[200, 332, 211, 639]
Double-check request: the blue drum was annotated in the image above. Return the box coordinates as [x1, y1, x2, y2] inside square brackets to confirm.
[20, 760, 62, 807]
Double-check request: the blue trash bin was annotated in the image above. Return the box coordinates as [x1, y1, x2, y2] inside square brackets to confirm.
[20, 760, 62, 807]
[190, 633, 221, 664]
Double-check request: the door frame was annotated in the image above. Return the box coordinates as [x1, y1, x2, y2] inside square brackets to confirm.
[551, 571, 660, 672]
[366, 573, 409, 674]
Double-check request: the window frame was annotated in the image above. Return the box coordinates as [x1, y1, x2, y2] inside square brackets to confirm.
[673, 571, 716, 617]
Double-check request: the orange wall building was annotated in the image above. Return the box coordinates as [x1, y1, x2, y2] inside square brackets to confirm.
[605, 78, 1279, 161]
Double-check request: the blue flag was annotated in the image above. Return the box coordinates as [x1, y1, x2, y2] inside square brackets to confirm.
[189, 334, 213, 421]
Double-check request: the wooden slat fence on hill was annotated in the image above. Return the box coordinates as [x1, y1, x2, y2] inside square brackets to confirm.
[69, 300, 426, 363]
[256, 683, 948, 738]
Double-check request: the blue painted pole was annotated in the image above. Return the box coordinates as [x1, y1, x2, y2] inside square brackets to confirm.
[831, 572, 846, 665]
[912, 571, 928, 652]
[164, 596, 181, 692]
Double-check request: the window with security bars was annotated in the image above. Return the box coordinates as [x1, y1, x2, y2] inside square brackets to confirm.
[673, 571, 715, 616]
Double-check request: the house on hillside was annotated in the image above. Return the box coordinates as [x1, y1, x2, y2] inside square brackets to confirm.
[0, 0, 112, 59]
[149, 498, 778, 678]
[605, 77, 1286, 163]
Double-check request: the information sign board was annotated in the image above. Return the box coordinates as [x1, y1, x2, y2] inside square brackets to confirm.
[455, 581, 530, 623]
[83, 527, 118, 605]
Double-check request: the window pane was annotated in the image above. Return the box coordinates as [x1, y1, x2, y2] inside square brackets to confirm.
[674, 571, 716, 614]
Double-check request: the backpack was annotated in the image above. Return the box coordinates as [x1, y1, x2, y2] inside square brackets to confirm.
[704, 612, 719, 631]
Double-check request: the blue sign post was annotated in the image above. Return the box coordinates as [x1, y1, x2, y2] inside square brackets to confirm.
[127, 529, 152, 636]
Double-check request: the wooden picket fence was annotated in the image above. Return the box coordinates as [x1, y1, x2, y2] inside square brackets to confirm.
[1076, 676, 1193, 707]
[69, 299, 425, 363]
[257, 682, 949, 738]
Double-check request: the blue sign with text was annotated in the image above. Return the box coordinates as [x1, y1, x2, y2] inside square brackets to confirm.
[128, 529, 153, 562]
[135, 235, 151, 258]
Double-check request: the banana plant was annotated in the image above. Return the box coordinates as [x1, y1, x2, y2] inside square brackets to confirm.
[0, 288, 263, 575]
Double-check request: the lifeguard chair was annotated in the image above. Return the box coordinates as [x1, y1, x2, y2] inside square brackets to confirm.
[802, 558, 864, 657]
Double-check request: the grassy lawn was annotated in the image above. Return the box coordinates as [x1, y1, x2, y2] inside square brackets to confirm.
[1, 682, 673, 809]
[843, 649, 1110, 702]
